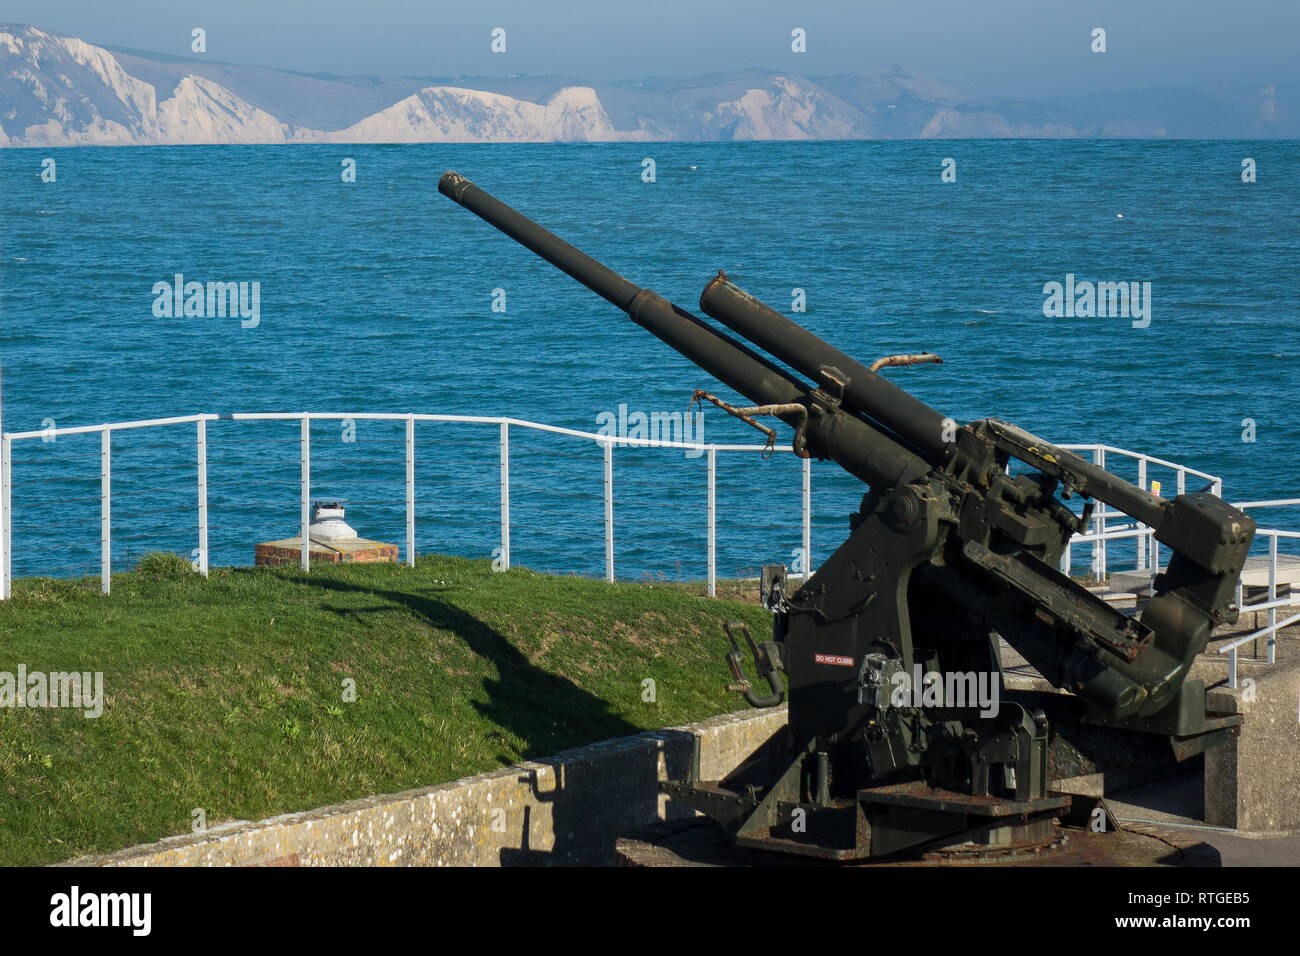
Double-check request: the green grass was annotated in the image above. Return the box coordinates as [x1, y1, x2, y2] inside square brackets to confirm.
[0, 554, 770, 866]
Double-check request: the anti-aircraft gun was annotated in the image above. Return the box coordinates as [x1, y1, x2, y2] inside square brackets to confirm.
[439, 171, 1254, 861]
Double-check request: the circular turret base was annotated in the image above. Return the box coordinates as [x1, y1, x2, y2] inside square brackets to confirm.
[614, 818, 1219, 867]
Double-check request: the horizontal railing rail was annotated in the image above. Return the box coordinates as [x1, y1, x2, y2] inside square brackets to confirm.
[0, 410, 811, 601]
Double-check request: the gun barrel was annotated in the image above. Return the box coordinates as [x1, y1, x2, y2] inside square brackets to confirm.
[440, 171, 640, 312]
[439, 171, 805, 411]
[700, 273, 953, 461]
[438, 171, 930, 489]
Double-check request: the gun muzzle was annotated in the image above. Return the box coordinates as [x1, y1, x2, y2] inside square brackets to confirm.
[438, 171, 930, 489]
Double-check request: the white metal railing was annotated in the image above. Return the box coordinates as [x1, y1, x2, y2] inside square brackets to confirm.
[1054, 443, 1222, 583]
[1058, 493, 1300, 689]
[0, 410, 813, 600]
[0, 363, 7, 602]
[1219, 526, 1300, 687]
[1, 407, 1295, 674]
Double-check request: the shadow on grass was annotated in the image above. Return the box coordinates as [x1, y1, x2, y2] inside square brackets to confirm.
[282, 573, 643, 758]
[284, 573, 667, 865]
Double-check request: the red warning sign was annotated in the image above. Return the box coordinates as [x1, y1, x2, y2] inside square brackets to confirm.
[813, 653, 855, 667]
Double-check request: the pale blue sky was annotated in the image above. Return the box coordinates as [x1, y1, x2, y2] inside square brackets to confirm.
[6, 0, 1297, 99]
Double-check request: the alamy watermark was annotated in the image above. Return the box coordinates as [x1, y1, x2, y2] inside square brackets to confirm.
[1, 665, 103, 718]
[890, 665, 999, 718]
[596, 404, 704, 458]
[152, 273, 260, 328]
[1042, 274, 1151, 328]
[50, 886, 150, 936]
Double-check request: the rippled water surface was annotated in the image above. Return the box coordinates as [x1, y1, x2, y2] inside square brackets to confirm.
[1, 141, 1297, 579]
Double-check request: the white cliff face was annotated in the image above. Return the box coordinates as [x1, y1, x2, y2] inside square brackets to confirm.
[544, 86, 618, 141]
[2, 26, 626, 146]
[701, 77, 863, 140]
[155, 75, 285, 144]
[0, 24, 282, 145]
[326, 85, 618, 143]
[0, 28, 872, 147]
[0, 25, 158, 144]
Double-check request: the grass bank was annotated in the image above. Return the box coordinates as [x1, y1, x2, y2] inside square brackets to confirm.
[0, 554, 769, 866]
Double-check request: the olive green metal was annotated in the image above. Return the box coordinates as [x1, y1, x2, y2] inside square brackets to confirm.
[440, 172, 1256, 861]
[700, 272, 953, 461]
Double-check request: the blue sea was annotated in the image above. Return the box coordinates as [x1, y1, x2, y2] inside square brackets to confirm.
[1, 141, 1297, 582]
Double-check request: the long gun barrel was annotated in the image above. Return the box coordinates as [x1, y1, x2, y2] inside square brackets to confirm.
[438, 171, 929, 488]
[700, 273, 953, 461]
[698, 273, 1179, 528]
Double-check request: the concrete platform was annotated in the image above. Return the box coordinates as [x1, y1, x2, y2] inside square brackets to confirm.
[1239, 554, 1300, 590]
[614, 816, 1220, 867]
[1107, 562, 1300, 620]
[1109, 556, 1300, 593]
[1107, 771, 1300, 866]
[1100, 573, 1151, 598]
[254, 536, 398, 567]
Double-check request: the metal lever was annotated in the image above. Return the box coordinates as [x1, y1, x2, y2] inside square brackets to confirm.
[723, 621, 786, 708]
[868, 352, 943, 373]
[691, 389, 810, 459]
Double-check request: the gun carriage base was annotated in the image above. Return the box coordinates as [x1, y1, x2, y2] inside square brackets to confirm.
[612, 810, 1222, 867]
[439, 171, 1253, 864]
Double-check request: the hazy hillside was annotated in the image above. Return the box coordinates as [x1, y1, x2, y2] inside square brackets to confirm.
[2, 22, 1295, 146]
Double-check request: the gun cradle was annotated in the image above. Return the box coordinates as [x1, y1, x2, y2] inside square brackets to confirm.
[439, 171, 1254, 861]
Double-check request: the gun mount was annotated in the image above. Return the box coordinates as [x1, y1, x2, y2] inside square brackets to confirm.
[439, 171, 1254, 861]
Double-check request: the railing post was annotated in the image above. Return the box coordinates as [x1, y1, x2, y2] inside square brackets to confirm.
[0, 361, 6, 601]
[1136, 457, 1148, 571]
[499, 422, 510, 571]
[802, 455, 812, 580]
[707, 446, 716, 597]
[603, 439, 614, 583]
[1092, 447, 1106, 582]
[197, 417, 208, 578]
[101, 427, 111, 595]
[1149, 476, 1162, 574]
[300, 415, 311, 572]
[1268, 532, 1278, 663]
[1228, 646, 1238, 690]
[406, 415, 416, 568]
[0, 435, 10, 601]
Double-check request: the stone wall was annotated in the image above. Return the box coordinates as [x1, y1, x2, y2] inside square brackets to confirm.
[1204, 656, 1300, 834]
[68, 706, 789, 867]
